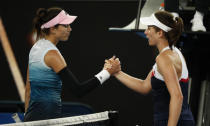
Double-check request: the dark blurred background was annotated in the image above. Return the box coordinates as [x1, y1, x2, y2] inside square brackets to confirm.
[0, 0, 210, 126]
[0, 0, 154, 125]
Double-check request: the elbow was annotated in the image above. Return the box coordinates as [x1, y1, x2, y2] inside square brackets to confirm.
[138, 80, 150, 95]
[179, 94, 183, 103]
[71, 87, 87, 98]
[177, 94, 183, 105]
[172, 92, 183, 104]
[136, 88, 150, 95]
[74, 92, 85, 98]
[71, 88, 85, 98]
[177, 92, 183, 102]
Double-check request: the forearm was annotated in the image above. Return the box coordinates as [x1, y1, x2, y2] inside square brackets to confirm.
[58, 67, 110, 97]
[168, 95, 183, 126]
[114, 71, 148, 94]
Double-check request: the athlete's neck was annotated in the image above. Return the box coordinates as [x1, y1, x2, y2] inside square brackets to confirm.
[157, 39, 169, 53]
[44, 36, 59, 45]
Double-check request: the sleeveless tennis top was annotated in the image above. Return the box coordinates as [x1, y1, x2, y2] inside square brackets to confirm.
[151, 46, 194, 121]
[28, 39, 62, 102]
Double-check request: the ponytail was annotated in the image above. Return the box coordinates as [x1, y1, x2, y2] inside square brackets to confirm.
[167, 16, 184, 49]
[32, 8, 48, 41]
[154, 11, 184, 50]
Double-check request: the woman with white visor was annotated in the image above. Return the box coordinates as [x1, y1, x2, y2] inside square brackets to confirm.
[107, 11, 195, 126]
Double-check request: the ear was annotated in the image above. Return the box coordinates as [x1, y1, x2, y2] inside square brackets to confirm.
[158, 30, 165, 38]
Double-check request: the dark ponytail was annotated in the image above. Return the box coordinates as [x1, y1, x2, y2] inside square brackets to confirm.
[167, 16, 184, 49]
[33, 8, 48, 41]
[32, 7, 62, 41]
[153, 11, 184, 50]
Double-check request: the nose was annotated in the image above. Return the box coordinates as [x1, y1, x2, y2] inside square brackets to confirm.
[144, 29, 148, 35]
[68, 26, 72, 32]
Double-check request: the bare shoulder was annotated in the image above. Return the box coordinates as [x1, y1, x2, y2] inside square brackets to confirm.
[45, 50, 61, 59]
[156, 51, 176, 78]
[156, 52, 175, 75]
[156, 52, 172, 66]
[44, 50, 66, 72]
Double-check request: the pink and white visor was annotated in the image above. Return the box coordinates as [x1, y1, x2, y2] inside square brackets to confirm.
[41, 10, 77, 29]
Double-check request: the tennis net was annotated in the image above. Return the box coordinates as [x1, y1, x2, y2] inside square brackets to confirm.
[1, 111, 118, 126]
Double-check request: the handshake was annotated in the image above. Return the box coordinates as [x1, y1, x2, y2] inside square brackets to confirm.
[103, 56, 121, 76]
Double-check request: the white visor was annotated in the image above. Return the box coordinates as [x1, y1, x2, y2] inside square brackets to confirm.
[140, 13, 172, 32]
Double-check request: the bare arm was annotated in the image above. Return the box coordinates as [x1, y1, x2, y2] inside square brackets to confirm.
[114, 70, 152, 94]
[156, 55, 183, 126]
[25, 65, 30, 112]
[44, 50, 67, 73]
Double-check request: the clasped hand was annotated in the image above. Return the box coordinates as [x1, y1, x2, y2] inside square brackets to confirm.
[103, 56, 121, 75]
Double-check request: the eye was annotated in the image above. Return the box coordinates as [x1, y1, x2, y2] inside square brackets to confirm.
[60, 24, 70, 28]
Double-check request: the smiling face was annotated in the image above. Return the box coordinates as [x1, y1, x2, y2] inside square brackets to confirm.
[144, 26, 161, 46]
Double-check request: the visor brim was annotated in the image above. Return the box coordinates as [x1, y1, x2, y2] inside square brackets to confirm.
[140, 16, 155, 26]
[59, 15, 77, 25]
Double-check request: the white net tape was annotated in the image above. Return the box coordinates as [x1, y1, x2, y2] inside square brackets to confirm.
[1, 111, 109, 126]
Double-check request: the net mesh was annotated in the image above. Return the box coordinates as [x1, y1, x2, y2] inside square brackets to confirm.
[2, 111, 118, 126]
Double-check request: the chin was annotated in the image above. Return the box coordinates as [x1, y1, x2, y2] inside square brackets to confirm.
[148, 42, 154, 46]
[148, 41, 156, 46]
[61, 37, 69, 41]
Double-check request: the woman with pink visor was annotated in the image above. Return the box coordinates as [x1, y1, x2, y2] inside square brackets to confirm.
[107, 11, 195, 126]
[24, 7, 120, 121]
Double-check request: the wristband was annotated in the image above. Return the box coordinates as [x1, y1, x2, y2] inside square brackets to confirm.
[95, 70, 110, 84]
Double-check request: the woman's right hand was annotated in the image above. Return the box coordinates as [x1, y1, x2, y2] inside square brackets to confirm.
[103, 56, 121, 75]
